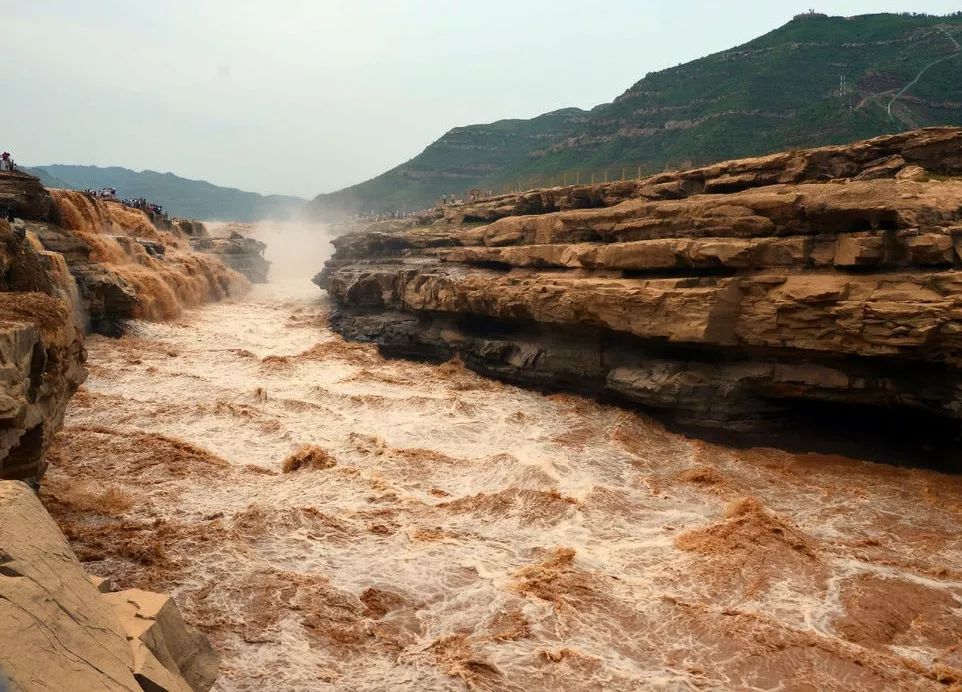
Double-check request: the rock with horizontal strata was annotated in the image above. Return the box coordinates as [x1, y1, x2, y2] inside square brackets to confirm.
[0, 171, 58, 223]
[0, 221, 86, 483]
[318, 128, 962, 443]
[191, 226, 270, 283]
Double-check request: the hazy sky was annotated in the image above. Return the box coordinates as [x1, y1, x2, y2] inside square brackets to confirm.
[3, 1, 959, 198]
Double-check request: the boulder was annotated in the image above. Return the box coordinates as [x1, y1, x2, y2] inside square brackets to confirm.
[0, 481, 141, 691]
[0, 482, 220, 692]
[102, 590, 219, 692]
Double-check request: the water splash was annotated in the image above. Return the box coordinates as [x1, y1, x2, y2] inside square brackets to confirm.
[43, 245, 87, 330]
[49, 189, 248, 320]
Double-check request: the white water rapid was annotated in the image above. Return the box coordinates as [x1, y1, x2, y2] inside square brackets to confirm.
[42, 253, 962, 690]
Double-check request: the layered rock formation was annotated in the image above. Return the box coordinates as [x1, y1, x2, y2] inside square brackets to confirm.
[190, 223, 270, 284]
[0, 173, 253, 335]
[0, 219, 86, 483]
[318, 128, 962, 451]
[0, 481, 218, 691]
[0, 170, 58, 222]
[0, 171, 222, 689]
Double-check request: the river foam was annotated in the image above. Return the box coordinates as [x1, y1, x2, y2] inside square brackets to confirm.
[42, 277, 962, 691]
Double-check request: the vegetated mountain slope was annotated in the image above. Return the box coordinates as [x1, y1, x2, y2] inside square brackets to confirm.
[311, 108, 591, 216]
[27, 165, 305, 222]
[309, 12, 962, 217]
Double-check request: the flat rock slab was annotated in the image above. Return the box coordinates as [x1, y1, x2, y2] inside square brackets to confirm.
[0, 481, 140, 692]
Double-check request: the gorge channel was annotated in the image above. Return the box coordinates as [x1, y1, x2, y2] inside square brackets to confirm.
[44, 252, 962, 690]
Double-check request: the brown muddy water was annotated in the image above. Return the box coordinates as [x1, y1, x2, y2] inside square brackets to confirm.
[41, 273, 962, 691]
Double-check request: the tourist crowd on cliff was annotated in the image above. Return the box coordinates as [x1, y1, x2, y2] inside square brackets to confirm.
[347, 187, 499, 224]
[122, 197, 166, 218]
[84, 188, 167, 218]
[440, 188, 494, 206]
[0, 152, 16, 172]
[348, 209, 419, 223]
[86, 187, 118, 199]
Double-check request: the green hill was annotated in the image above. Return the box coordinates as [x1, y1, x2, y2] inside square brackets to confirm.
[27, 165, 305, 222]
[309, 11, 962, 217]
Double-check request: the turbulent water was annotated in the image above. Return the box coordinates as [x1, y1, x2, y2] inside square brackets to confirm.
[41, 268, 962, 690]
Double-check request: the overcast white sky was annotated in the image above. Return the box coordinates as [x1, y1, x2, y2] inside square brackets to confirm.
[3, 1, 959, 198]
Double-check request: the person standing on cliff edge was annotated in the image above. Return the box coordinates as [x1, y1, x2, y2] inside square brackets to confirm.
[0, 152, 12, 172]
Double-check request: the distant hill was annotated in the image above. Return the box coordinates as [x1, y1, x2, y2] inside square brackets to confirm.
[309, 12, 962, 216]
[27, 165, 305, 222]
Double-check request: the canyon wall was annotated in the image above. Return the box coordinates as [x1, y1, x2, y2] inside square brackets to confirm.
[319, 128, 962, 454]
[0, 172, 227, 689]
[0, 218, 86, 483]
[0, 174, 264, 335]
[41, 189, 249, 334]
[0, 170, 264, 478]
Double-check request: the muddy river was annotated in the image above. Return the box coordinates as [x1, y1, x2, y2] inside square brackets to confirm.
[41, 269, 962, 690]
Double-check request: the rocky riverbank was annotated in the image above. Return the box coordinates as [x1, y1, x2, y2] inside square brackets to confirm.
[318, 128, 962, 460]
[0, 171, 248, 690]
[0, 217, 86, 483]
[40, 278, 962, 691]
[1, 482, 218, 691]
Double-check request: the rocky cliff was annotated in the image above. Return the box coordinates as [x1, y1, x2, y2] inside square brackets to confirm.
[0, 218, 86, 484]
[188, 222, 270, 284]
[318, 128, 962, 457]
[0, 170, 59, 222]
[0, 171, 225, 689]
[0, 173, 256, 335]
[0, 170, 266, 478]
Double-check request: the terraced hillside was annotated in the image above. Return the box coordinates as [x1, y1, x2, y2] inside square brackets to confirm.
[309, 12, 962, 216]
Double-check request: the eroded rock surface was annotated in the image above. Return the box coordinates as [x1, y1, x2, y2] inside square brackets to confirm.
[0, 173, 222, 689]
[33, 187, 249, 335]
[0, 220, 86, 483]
[0, 482, 218, 691]
[176, 220, 271, 283]
[0, 171, 58, 222]
[103, 589, 219, 692]
[0, 173, 254, 335]
[0, 481, 140, 690]
[193, 227, 269, 284]
[319, 128, 962, 446]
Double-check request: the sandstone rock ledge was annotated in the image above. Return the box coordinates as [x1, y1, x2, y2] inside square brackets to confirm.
[0, 481, 218, 692]
[182, 220, 270, 284]
[1, 173, 259, 336]
[318, 128, 962, 454]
